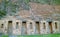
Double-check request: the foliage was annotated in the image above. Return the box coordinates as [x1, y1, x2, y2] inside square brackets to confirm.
[0, 0, 60, 19]
[0, 0, 7, 19]
[0, 10, 6, 19]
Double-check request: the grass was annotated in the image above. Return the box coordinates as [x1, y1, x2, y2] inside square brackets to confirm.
[1, 35, 8, 37]
[0, 34, 60, 37]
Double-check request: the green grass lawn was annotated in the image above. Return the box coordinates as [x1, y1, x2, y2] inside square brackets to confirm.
[1, 34, 60, 37]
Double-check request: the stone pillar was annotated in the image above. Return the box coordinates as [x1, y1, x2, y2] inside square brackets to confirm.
[43, 21, 46, 34]
[27, 20, 35, 35]
[59, 21, 60, 33]
[27, 21, 30, 35]
[40, 21, 50, 34]
[39, 22, 41, 34]
[4, 20, 8, 34]
[56, 21, 59, 33]
[53, 21, 59, 33]
[12, 20, 16, 35]
[19, 20, 22, 35]
[0, 20, 6, 34]
[40, 21, 45, 34]
[32, 21, 35, 35]
[13, 20, 22, 35]
[52, 21, 55, 33]
[45, 22, 50, 34]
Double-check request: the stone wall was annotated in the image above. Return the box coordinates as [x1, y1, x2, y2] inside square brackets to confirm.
[0, 19, 60, 35]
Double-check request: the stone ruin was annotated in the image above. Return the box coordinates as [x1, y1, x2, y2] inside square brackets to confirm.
[0, 16, 60, 35]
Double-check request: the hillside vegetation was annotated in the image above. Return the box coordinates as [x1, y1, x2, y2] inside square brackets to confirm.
[0, 0, 60, 19]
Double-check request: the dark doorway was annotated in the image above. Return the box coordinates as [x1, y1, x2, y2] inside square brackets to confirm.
[43, 23, 46, 29]
[30, 22, 33, 29]
[55, 22, 58, 29]
[49, 22, 53, 33]
[35, 21, 40, 34]
[1, 24, 4, 28]
[16, 22, 19, 29]
[22, 21, 27, 35]
[8, 21, 12, 35]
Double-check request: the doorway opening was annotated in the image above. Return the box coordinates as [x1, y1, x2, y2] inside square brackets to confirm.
[55, 22, 58, 29]
[35, 21, 40, 34]
[30, 22, 33, 31]
[22, 21, 27, 35]
[16, 22, 19, 29]
[43, 22, 46, 29]
[48, 22, 53, 33]
[1, 24, 4, 28]
[8, 21, 12, 34]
